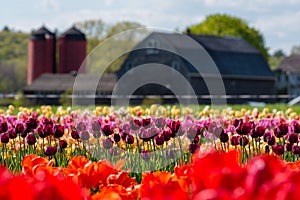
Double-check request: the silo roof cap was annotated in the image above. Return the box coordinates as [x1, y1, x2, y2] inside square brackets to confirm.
[60, 26, 86, 40]
[31, 26, 55, 40]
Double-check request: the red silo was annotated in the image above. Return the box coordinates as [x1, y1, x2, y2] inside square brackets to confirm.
[58, 26, 86, 73]
[27, 26, 56, 85]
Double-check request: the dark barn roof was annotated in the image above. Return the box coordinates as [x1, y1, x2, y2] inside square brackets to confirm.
[146, 32, 274, 78]
[190, 34, 273, 77]
[277, 54, 300, 74]
[24, 73, 117, 93]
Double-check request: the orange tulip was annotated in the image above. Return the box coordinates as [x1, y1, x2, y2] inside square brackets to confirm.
[107, 171, 137, 188]
[22, 154, 54, 177]
[92, 184, 138, 200]
[67, 156, 90, 170]
[141, 171, 189, 200]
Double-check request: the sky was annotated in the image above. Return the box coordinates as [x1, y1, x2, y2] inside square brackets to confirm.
[1, 0, 300, 55]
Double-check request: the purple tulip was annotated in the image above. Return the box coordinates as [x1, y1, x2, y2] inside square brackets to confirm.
[91, 121, 101, 132]
[288, 133, 298, 144]
[187, 125, 200, 140]
[272, 144, 284, 155]
[263, 131, 272, 142]
[8, 129, 17, 139]
[154, 135, 164, 146]
[230, 135, 240, 146]
[155, 117, 165, 128]
[59, 140, 68, 149]
[44, 146, 57, 156]
[101, 124, 114, 136]
[1, 133, 9, 143]
[26, 133, 36, 145]
[138, 129, 151, 142]
[251, 125, 265, 138]
[265, 145, 270, 154]
[232, 119, 242, 127]
[292, 145, 300, 155]
[120, 131, 128, 141]
[0, 122, 8, 133]
[93, 131, 101, 138]
[239, 136, 249, 146]
[125, 134, 134, 144]
[274, 123, 289, 138]
[285, 143, 293, 152]
[120, 123, 131, 133]
[189, 143, 200, 154]
[54, 124, 64, 138]
[236, 122, 253, 135]
[76, 122, 86, 132]
[80, 130, 90, 140]
[44, 124, 54, 136]
[162, 128, 171, 142]
[167, 120, 180, 134]
[267, 135, 275, 146]
[71, 130, 80, 139]
[294, 122, 300, 133]
[113, 133, 120, 143]
[26, 118, 37, 132]
[103, 138, 113, 149]
[130, 119, 141, 130]
[141, 118, 151, 128]
[211, 126, 224, 137]
[219, 132, 229, 143]
[15, 123, 25, 134]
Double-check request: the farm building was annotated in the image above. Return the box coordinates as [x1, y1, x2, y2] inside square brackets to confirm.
[24, 29, 276, 105]
[275, 54, 300, 98]
[117, 32, 275, 104]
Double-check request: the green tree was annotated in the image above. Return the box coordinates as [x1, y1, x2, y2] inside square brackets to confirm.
[267, 49, 285, 71]
[75, 19, 106, 40]
[105, 21, 145, 40]
[187, 14, 269, 60]
[0, 30, 29, 92]
[80, 20, 145, 74]
[273, 49, 285, 57]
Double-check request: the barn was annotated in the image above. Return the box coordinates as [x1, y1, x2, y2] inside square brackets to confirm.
[117, 32, 276, 104]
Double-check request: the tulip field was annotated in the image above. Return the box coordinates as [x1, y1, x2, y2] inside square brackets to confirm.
[2, 104, 300, 199]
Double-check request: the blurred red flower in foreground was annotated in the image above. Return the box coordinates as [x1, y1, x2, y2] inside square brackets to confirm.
[4, 151, 300, 200]
[0, 165, 86, 200]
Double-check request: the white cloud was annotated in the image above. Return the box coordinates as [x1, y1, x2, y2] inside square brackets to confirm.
[3, 0, 300, 54]
[254, 11, 300, 53]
